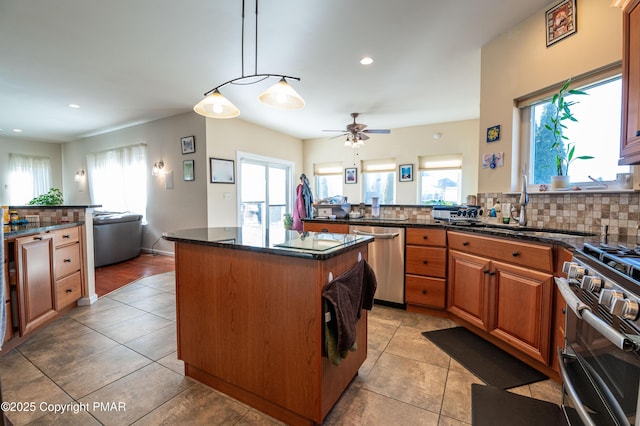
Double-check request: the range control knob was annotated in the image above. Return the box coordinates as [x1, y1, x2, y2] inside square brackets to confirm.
[456, 210, 463, 217]
[599, 289, 624, 309]
[469, 210, 478, 218]
[562, 262, 586, 282]
[611, 298, 640, 320]
[581, 276, 603, 292]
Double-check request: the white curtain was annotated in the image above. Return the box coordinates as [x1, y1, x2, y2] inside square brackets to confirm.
[8, 154, 52, 205]
[87, 144, 147, 217]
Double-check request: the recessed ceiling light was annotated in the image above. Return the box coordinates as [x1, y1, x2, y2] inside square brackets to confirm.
[69, 103, 80, 109]
[360, 57, 374, 65]
[12, 129, 22, 133]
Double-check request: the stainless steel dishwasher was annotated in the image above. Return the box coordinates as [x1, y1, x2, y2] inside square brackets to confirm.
[349, 225, 405, 306]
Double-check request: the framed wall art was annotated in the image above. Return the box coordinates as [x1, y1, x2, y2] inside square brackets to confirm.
[181, 135, 196, 154]
[345, 167, 357, 184]
[486, 125, 501, 142]
[399, 164, 413, 182]
[546, 0, 576, 47]
[183, 160, 195, 181]
[210, 158, 235, 184]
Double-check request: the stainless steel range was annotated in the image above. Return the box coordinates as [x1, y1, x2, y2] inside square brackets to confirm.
[432, 205, 481, 223]
[557, 242, 640, 426]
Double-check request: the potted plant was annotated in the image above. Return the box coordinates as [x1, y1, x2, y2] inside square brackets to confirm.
[544, 78, 594, 189]
[27, 188, 64, 205]
[283, 213, 293, 230]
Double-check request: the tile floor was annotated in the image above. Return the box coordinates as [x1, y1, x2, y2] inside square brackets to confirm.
[0, 271, 563, 425]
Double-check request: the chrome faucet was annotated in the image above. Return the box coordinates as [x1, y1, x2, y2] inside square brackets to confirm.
[519, 173, 528, 226]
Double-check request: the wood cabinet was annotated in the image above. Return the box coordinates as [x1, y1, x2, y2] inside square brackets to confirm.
[15, 233, 57, 335]
[447, 231, 554, 365]
[303, 221, 349, 234]
[620, 0, 640, 164]
[53, 227, 82, 310]
[405, 228, 447, 310]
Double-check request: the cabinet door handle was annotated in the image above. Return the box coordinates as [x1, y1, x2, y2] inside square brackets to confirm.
[421, 289, 428, 295]
[483, 269, 490, 274]
[422, 235, 428, 240]
[66, 289, 73, 293]
[636, 130, 640, 137]
[422, 260, 428, 265]
[33, 236, 43, 240]
[462, 241, 469, 246]
[63, 234, 70, 239]
[512, 251, 520, 257]
[64, 258, 72, 263]
[489, 271, 496, 276]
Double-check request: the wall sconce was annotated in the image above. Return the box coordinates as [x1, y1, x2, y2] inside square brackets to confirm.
[152, 160, 164, 176]
[74, 170, 85, 181]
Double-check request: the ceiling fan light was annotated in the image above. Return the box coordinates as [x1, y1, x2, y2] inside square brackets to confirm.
[259, 78, 305, 110]
[194, 90, 240, 119]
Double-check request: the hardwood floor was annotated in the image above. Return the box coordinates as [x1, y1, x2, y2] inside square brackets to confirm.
[94, 253, 175, 297]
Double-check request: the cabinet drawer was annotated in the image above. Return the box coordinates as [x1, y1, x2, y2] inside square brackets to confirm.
[53, 226, 80, 247]
[405, 246, 446, 277]
[55, 243, 81, 279]
[406, 275, 446, 308]
[303, 222, 349, 234]
[406, 228, 446, 247]
[56, 271, 82, 310]
[447, 231, 553, 272]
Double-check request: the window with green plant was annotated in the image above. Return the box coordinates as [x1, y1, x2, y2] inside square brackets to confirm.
[527, 75, 630, 185]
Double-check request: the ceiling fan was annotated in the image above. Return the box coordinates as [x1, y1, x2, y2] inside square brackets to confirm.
[323, 113, 391, 147]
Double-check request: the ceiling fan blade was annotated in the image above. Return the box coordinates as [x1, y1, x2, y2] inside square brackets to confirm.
[322, 129, 348, 132]
[329, 133, 348, 140]
[353, 123, 367, 131]
[358, 133, 370, 141]
[363, 129, 391, 134]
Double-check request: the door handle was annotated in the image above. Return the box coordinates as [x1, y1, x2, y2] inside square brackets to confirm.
[352, 229, 399, 239]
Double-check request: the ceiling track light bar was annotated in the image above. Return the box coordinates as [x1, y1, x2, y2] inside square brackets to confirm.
[194, 0, 304, 118]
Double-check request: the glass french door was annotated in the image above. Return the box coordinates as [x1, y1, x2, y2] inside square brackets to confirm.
[238, 153, 292, 246]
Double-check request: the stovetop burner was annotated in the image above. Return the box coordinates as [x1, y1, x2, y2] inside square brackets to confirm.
[582, 243, 640, 283]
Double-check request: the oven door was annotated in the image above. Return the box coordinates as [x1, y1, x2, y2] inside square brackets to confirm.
[557, 277, 640, 426]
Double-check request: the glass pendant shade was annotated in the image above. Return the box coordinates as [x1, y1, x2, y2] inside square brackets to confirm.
[258, 78, 305, 110]
[194, 90, 240, 119]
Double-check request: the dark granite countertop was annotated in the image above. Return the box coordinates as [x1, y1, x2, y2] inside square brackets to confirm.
[3, 221, 85, 239]
[302, 217, 629, 250]
[163, 227, 374, 260]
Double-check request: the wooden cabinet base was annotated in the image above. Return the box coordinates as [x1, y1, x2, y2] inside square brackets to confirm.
[175, 242, 369, 425]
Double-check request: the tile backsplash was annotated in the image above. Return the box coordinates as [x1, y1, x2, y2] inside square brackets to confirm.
[478, 192, 639, 237]
[373, 191, 639, 238]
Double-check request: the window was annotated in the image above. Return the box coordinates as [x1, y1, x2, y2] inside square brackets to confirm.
[362, 159, 396, 204]
[313, 162, 343, 201]
[521, 72, 630, 186]
[8, 154, 52, 205]
[418, 154, 462, 205]
[86, 144, 147, 217]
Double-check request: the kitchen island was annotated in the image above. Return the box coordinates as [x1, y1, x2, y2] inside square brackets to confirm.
[163, 227, 374, 425]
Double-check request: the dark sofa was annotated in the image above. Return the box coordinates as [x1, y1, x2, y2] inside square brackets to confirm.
[93, 212, 143, 267]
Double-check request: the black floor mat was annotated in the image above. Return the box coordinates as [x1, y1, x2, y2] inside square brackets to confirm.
[422, 327, 547, 389]
[472, 384, 567, 426]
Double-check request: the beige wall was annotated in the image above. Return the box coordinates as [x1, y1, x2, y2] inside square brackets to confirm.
[303, 119, 480, 204]
[478, 0, 623, 193]
[0, 136, 63, 205]
[62, 112, 207, 255]
[204, 118, 304, 227]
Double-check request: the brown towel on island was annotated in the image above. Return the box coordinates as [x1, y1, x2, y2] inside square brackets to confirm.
[322, 259, 377, 364]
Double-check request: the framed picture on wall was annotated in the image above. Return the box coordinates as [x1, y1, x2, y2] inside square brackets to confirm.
[345, 167, 357, 184]
[181, 135, 196, 154]
[546, 0, 576, 47]
[399, 164, 413, 182]
[210, 158, 235, 184]
[183, 160, 195, 181]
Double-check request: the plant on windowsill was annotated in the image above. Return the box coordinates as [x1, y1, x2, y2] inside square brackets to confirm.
[27, 188, 64, 206]
[544, 78, 594, 189]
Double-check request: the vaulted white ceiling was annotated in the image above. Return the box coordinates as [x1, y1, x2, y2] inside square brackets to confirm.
[0, 0, 553, 143]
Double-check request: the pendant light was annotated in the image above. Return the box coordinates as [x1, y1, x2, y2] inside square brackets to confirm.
[194, 0, 304, 119]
